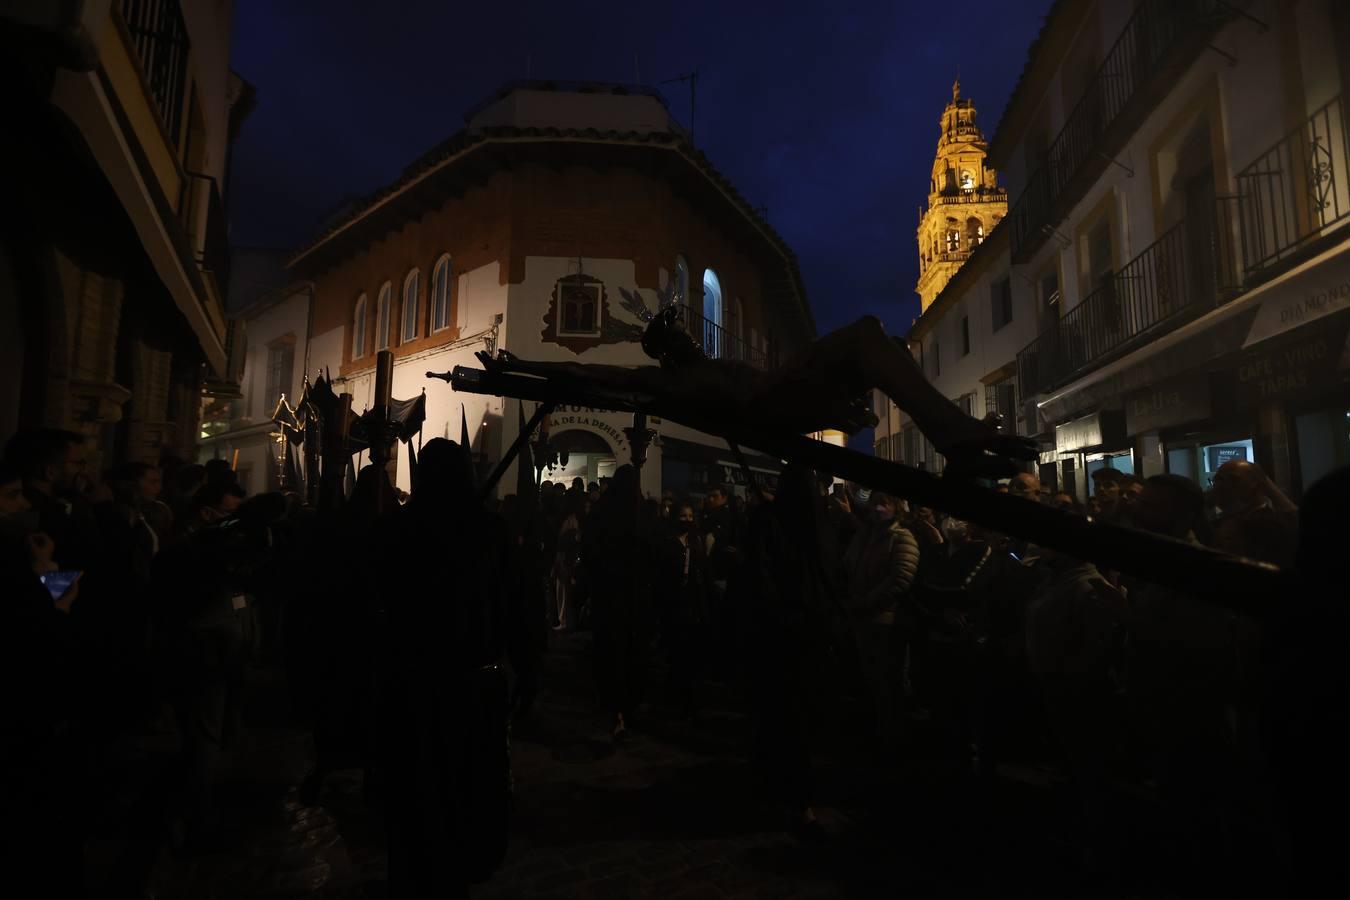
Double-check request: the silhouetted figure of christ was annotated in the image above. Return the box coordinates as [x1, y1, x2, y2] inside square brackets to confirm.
[487, 310, 1036, 477]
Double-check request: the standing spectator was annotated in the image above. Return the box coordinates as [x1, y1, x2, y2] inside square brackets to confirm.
[1025, 540, 1126, 874]
[0, 457, 85, 894]
[1210, 459, 1297, 568]
[552, 492, 584, 630]
[584, 466, 652, 740]
[742, 465, 830, 838]
[1090, 468, 1125, 521]
[375, 439, 511, 896]
[1128, 473, 1241, 884]
[658, 502, 710, 718]
[842, 492, 919, 750]
[4, 427, 100, 570]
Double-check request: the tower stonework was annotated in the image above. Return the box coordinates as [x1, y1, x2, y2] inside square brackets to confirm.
[915, 79, 1007, 312]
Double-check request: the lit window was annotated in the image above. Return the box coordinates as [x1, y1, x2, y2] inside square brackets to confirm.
[402, 269, 420, 342]
[960, 170, 975, 191]
[352, 293, 367, 358]
[431, 256, 451, 332]
[375, 282, 392, 350]
[702, 269, 724, 358]
[946, 230, 960, 252]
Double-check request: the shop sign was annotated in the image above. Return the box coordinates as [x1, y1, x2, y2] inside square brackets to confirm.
[1055, 414, 1098, 454]
[545, 405, 632, 456]
[1243, 251, 1350, 348]
[1125, 375, 1212, 436]
[1236, 329, 1344, 401]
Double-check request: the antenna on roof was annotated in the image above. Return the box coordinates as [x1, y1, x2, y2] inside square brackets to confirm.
[661, 70, 699, 144]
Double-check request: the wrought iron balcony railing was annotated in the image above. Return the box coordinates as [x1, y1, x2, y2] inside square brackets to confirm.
[1009, 0, 1236, 261]
[682, 307, 775, 369]
[930, 187, 1008, 208]
[1016, 212, 1240, 398]
[118, 0, 190, 148]
[1233, 96, 1350, 276]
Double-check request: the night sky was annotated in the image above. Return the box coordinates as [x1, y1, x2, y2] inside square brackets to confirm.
[227, 0, 1052, 336]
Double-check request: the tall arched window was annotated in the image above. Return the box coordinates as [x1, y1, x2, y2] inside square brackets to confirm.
[431, 255, 452, 332]
[375, 282, 392, 351]
[945, 229, 960, 253]
[352, 293, 367, 359]
[702, 268, 724, 358]
[401, 269, 420, 343]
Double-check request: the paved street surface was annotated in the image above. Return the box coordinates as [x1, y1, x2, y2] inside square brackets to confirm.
[105, 631, 1192, 900]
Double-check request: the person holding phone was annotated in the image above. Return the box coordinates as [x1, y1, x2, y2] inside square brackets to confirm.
[0, 457, 85, 893]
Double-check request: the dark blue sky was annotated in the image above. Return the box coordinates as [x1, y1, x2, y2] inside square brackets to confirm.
[227, 0, 1052, 335]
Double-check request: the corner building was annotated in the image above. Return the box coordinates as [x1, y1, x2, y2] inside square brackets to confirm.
[289, 82, 816, 497]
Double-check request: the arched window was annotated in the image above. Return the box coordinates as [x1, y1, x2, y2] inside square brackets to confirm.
[674, 256, 690, 306]
[352, 293, 367, 359]
[946, 229, 960, 253]
[375, 282, 392, 351]
[702, 269, 724, 358]
[431, 255, 452, 332]
[967, 217, 984, 247]
[401, 269, 420, 343]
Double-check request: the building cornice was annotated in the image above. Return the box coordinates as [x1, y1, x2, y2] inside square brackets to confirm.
[288, 125, 816, 338]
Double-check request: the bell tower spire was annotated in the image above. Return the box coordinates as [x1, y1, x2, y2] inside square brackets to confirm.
[914, 81, 1008, 312]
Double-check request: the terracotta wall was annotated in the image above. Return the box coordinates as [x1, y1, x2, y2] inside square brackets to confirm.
[308, 159, 787, 375]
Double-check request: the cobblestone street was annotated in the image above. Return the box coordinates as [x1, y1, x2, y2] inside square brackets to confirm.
[125, 630, 1180, 900]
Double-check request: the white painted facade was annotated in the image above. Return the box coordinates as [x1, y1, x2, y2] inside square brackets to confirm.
[882, 0, 1350, 498]
[199, 286, 310, 495]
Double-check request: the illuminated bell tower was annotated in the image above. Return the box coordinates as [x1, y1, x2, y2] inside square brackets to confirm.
[915, 78, 1007, 312]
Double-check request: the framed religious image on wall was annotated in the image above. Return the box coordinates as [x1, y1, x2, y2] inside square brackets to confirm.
[557, 278, 602, 338]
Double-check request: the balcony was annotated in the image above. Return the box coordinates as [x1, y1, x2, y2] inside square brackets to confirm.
[930, 186, 1008, 208]
[1016, 215, 1238, 398]
[1232, 96, 1350, 277]
[180, 171, 232, 304]
[1010, 0, 1237, 262]
[683, 307, 776, 369]
[118, 0, 190, 149]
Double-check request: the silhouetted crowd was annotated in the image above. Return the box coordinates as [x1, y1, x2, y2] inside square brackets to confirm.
[3, 425, 1348, 897]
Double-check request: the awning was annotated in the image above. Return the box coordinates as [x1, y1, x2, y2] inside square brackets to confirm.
[1054, 410, 1125, 454]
